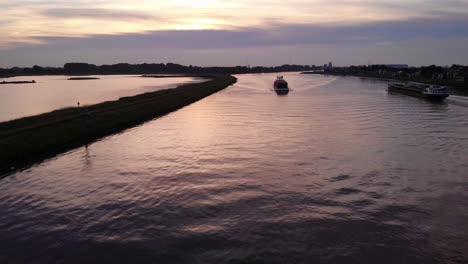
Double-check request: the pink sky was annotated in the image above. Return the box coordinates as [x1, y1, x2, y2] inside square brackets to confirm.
[1, 0, 468, 66]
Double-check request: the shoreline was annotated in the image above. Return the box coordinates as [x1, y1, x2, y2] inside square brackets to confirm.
[0, 75, 237, 174]
[301, 71, 468, 93]
[67, 77, 100, 80]
[141, 74, 211, 78]
[1, 80, 36, 84]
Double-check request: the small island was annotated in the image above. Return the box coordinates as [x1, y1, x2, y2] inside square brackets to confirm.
[67, 77, 100, 80]
[1, 80, 36, 84]
[142, 74, 190, 78]
[141, 74, 212, 78]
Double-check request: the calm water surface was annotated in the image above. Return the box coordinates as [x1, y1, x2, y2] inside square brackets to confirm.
[0, 75, 204, 122]
[0, 73, 467, 263]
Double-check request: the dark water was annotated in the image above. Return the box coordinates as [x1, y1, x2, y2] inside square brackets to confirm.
[1, 73, 467, 263]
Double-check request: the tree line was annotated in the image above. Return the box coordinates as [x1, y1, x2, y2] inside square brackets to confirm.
[329, 64, 467, 79]
[0, 62, 315, 76]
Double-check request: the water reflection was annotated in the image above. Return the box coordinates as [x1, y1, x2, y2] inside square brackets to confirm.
[82, 145, 93, 171]
[0, 73, 467, 263]
[0, 75, 205, 122]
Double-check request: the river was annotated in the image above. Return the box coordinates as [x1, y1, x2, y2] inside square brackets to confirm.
[0, 73, 467, 263]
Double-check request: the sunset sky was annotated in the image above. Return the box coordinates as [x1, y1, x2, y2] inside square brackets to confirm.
[1, 0, 468, 67]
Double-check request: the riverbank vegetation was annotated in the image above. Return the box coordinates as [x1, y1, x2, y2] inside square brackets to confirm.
[0, 62, 314, 77]
[302, 64, 468, 91]
[0, 75, 237, 173]
[1, 80, 36, 84]
[67, 77, 100, 80]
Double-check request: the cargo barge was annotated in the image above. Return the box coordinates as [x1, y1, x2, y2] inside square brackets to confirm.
[388, 82, 449, 101]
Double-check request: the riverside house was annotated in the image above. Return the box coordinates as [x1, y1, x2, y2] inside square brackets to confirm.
[447, 65, 468, 82]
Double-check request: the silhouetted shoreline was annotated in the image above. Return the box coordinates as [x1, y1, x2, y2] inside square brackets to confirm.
[302, 71, 468, 95]
[141, 74, 214, 78]
[67, 77, 100, 80]
[0, 62, 313, 78]
[1, 80, 36, 84]
[0, 75, 237, 173]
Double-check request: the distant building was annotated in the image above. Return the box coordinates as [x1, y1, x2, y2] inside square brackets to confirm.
[447, 65, 468, 82]
[328, 62, 333, 68]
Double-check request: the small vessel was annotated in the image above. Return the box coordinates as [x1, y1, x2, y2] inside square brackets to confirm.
[273, 76, 289, 94]
[388, 82, 449, 101]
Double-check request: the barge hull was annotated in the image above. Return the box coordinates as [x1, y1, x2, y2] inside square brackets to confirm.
[388, 86, 449, 101]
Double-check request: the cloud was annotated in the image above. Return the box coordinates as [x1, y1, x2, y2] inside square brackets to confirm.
[16, 13, 467, 51]
[1, 1, 468, 66]
[5, 0, 464, 46]
[40, 8, 156, 20]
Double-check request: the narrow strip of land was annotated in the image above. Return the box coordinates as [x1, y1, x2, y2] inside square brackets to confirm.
[0, 75, 237, 173]
[68, 77, 100, 80]
[1, 80, 36, 84]
[141, 74, 211, 78]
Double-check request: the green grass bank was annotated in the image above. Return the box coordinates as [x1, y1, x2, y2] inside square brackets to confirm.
[0, 75, 237, 173]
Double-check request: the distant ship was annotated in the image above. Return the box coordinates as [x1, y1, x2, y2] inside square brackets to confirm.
[388, 82, 449, 101]
[273, 76, 289, 94]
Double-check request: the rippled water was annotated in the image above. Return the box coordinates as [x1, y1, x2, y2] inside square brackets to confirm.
[1, 73, 467, 263]
[0, 75, 204, 122]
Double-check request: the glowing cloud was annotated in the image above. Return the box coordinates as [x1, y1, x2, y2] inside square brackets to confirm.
[3, 0, 467, 48]
[1, 0, 468, 66]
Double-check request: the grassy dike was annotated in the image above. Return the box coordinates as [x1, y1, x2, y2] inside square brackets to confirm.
[0, 75, 237, 173]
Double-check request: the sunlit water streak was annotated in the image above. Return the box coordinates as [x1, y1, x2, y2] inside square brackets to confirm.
[0, 73, 467, 263]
